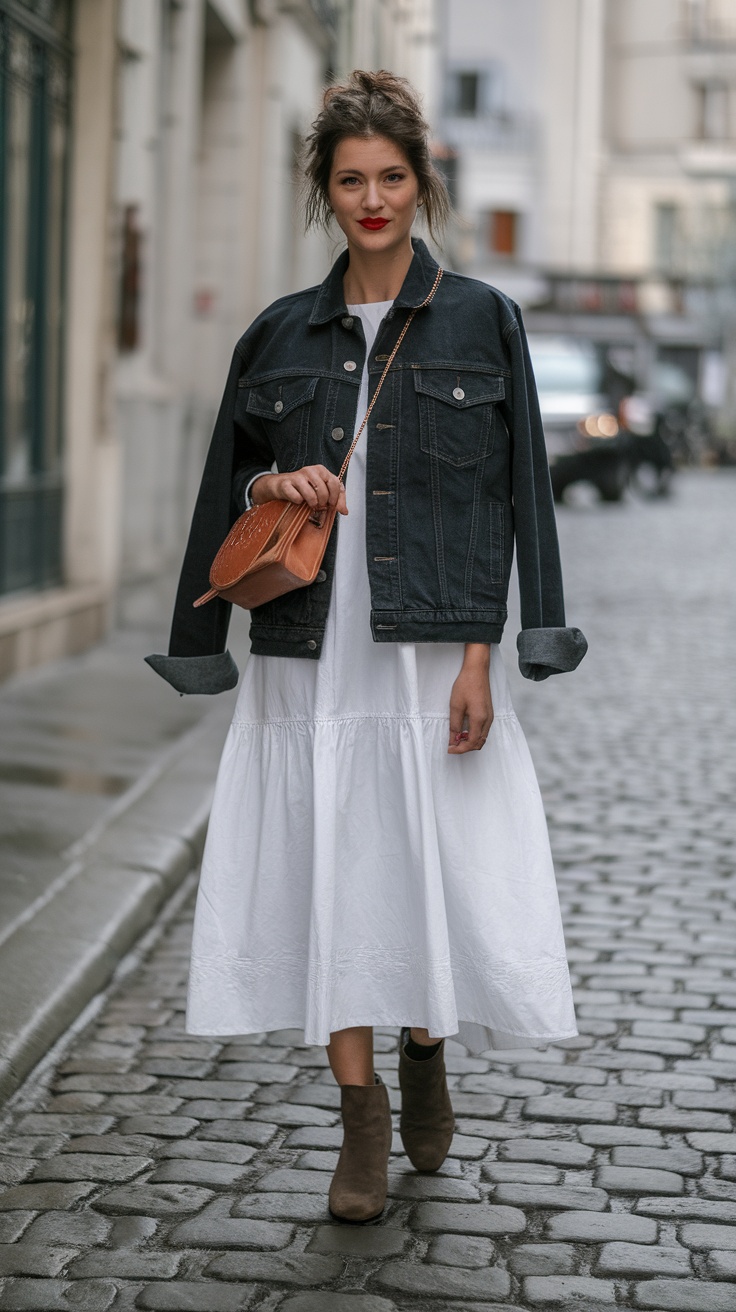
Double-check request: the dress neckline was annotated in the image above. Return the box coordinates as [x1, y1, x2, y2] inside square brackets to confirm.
[347, 299, 394, 311]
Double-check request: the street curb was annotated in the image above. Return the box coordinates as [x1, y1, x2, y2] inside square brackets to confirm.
[0, 703, 230, 1104]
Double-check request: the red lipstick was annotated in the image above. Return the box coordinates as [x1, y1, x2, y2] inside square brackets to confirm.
[359, 218, 389, 230]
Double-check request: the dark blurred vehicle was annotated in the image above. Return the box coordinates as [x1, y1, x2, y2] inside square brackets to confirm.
[618, 360, 711, 495]
[527, 335, 631, 501]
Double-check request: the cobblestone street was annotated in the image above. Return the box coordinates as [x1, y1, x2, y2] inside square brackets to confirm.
[0, 470, 734, 1312]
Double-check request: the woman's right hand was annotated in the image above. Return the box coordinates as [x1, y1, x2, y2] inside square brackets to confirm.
[251, 466, 348, 515]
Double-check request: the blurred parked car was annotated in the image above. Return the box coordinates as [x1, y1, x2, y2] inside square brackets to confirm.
[527, 335, 631, 501]
[619, 361, 710, 493]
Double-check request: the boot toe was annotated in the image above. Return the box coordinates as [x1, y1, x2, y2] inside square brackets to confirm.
[401, 1125, 455, 1172]
[328, 1190, 385, 1223]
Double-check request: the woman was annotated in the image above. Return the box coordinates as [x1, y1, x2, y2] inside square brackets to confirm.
[147, 70, 587, 1224]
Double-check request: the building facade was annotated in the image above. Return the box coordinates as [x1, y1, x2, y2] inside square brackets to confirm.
[439, 0, 736, 415]
[0, 0, 439, 680]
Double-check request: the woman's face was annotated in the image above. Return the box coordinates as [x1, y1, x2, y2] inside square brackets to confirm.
[327, 135, 420, 255]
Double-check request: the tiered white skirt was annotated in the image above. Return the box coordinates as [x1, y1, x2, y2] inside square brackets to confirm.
[186, 462, 576, 1053]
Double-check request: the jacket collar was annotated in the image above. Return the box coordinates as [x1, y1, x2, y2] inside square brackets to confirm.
[308, 235, 441, 326]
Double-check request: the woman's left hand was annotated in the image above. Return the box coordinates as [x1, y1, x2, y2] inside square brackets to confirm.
[448, 644, 494, 754]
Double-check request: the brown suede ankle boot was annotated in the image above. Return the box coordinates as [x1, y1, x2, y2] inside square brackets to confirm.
[328, 1074, 393, 1223]
[398, 1028, 455, 1171]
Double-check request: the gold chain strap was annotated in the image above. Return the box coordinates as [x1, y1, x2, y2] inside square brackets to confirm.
[337, 266, 444, 484]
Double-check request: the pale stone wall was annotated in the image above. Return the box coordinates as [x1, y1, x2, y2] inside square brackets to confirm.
[0, 0, 443, 678]
[0, 0, 121, 681]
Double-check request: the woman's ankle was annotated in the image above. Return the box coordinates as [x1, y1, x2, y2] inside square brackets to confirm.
[405, 1035, 441, 1061]
[409, 1026, 442, 1047]
[326, 1025, 374, 1086]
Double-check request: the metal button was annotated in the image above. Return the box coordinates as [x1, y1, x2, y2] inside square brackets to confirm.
[274, 400, 284, 413]
[306, 639, 317, 650]
[316, 570, 327, 583]
[341, 316, 354, 329]
[343, 360, 357, 371]
[331, 426, 345, 441]
[453, 387, 465, 401]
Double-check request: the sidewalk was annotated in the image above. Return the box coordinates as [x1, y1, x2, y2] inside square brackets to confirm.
[0, 598, 247, 1102]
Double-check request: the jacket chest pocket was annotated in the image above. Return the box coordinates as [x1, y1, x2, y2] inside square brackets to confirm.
[238, 374, 319, 470]
[413, 368, 505, 467]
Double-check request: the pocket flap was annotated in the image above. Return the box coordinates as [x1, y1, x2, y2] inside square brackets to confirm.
[413, 369, 505, 408]
[243, 375, 319, 422]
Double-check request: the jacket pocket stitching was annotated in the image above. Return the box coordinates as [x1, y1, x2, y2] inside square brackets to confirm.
[463, 458, 486, 608]
[418, 392, 495, 468]
[427, 406, 451, 608]
[489, 501, 505, 585]
[413, 374, 506, 408]
[245, 375, 318, 421]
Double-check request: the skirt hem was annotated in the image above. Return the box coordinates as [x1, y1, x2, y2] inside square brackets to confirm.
[184, 1014, 579, 1055]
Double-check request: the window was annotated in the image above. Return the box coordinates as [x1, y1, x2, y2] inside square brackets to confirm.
[447, 70, 482, 118]
[487, 210, 519, 257]
[456, 72, 479, 116]
[118, 206, 142, 352]
[654, 202, 679, 273]
[695, 82, 729, 139]
[0, 0, 71, 595]
[446, 64, 508, 120]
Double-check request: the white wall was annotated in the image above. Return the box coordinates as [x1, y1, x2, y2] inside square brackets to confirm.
[64, 0, 120, 589]
[538, 0, 605, 271]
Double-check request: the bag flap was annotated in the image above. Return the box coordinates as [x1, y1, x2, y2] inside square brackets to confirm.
[210, 501, 299, 588]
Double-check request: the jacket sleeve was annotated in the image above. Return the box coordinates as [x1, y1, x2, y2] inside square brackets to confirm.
[505, 306, 588, 681]
[145, 346, 275, 695]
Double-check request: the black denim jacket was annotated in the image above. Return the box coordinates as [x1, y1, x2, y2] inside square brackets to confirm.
[147, 238, 586, 694]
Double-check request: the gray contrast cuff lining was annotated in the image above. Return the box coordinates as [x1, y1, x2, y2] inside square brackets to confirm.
[243, 470, 273, 510]
[517, 627, 588, 682]
[144, 651, 239, 695]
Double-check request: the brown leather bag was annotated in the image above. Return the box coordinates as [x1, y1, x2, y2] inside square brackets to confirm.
[193, 268, 443, 613]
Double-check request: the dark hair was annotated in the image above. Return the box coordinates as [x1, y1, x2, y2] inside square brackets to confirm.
[303, 69, 450, 245]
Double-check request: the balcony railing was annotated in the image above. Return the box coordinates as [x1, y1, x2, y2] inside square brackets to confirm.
[441, 113, 537, 154]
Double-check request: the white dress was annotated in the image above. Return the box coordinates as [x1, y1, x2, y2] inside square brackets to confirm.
[186, 300, 576, 1053]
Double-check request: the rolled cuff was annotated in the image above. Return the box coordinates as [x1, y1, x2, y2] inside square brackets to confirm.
[517, 626, 588, 682]
[144, 651, 239, 695]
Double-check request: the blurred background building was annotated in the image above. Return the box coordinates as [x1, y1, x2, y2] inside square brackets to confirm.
[438, 0, 736, 449]
[0, 0, 734, 683]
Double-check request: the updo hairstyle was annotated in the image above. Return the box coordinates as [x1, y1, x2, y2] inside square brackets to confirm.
[303, 69, 450, 245]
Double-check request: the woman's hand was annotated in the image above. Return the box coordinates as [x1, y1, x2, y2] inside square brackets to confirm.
[251, 466, 348, 516]
[448, 644, 494, 754]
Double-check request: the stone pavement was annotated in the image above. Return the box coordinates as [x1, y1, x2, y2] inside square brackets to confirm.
[0, 591, 247, 1100]
[0, 470, 734, 1311]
